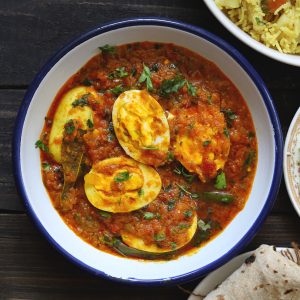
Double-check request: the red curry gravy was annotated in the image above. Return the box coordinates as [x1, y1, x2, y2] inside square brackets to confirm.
[38, 42, 257, 260]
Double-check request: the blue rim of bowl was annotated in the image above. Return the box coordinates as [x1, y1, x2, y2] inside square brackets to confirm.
[12, 17, 283, 286]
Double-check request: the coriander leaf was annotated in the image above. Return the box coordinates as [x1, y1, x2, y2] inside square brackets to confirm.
[214, 171, 227, 190]
[170, 242, 177, 250]
[173, 165, 196, 183]
[99, 44, 115, 54]
[160, 75, 186, 97]
[72, 94, 90, 107]
[187, 81, 197, 96]
[150, 63, 159, 72]
[114, 171, 131, 182]
[110, 84, 125, 95]
[87, 119, 94, 128]
[221, 108, 237, 127]
[108, 67, 128, 79]
[35, 140, 49, 152]
[42, 162, 51, 171]
[154, 233, 165, 242]
[203, 140, 211, 147]
[144, 212, 155, 220]
[255, 17, 265, 25]
[177, 223, 190, 230]
[176, 183, 200, 199]
[184, 210, 193, 218]
[197, 219, 211, 231]
[65, 120, 75, 135]
[138, 64, 153, 92]
[224, 127, 230, 138]
[167, 199, 176, 211]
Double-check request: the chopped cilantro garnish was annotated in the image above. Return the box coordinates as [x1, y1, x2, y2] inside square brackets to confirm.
[87, 119, 94, 128]
[255, 17, 265, 25]
[35, 140, 49, 152]
[65, 120, 75, 135]
[167, 199, 176, 211]
[215, 171, 227, 190]
[72, 94, 90, 107]
[99, 44, 115, 54]
[114, 171, 131, 182]
[138, 64, 153, 92]
[187, 81, 197, 97]
[150, 63, 159, 72]
[176, 183, 200, 199]
[221, 108, 237, 127]
[42, 162, 51, 171]
[154, 233, 165, 242]
[197, 219, 211, 231]
[170, 242, 177, 250]
[184, 210, 193, 218]
[144, 212, 155, 220]
[224, 127, 230, 138]
[173, 165, 195, 183]
[159, 75, 186, 97]
[203, 140, 211, 147]
[110, 84, 125, 95]
[108, 67, 128, 79]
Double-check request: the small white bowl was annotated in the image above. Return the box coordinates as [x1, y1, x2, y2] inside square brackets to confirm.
[203, 0, 300, 67]
[12, 18, 283, 285]
[284, 107, 300, 217]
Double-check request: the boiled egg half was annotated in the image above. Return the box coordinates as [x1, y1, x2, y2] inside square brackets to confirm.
[112, 90, 170, 166]
[49, 86, 98, 163]
[84, 156, 162, 213]
[121, 214, 198, 253]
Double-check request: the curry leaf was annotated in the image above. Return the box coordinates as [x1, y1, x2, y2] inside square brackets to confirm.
[187, 81, 197, 96]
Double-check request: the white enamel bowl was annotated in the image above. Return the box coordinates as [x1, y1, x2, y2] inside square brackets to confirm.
[13, 18, 283, 285]
[203, 0, 300, 67]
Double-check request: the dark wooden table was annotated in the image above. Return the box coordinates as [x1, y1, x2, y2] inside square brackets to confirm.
[1, 1, 300, 299]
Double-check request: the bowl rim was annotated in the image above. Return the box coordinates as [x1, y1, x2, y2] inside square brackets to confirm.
[203, 0, 300, 67]
[12, 17, 283, 286]
[283, 107, 300, 218]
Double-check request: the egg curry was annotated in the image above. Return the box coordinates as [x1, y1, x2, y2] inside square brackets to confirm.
[37, 42, 257, 260]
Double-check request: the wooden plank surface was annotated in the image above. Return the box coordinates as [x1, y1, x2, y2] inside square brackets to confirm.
[1, 0, 300, 299]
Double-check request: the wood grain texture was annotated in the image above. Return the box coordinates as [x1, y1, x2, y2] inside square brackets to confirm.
[0, 0, 299, 88]
[0, 213, 299, 299]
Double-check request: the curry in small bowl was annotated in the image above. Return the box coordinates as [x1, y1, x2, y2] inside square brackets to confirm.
[36, 42, 257, 260]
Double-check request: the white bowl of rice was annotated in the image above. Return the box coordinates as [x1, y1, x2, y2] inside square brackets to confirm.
[204, 0, 300, 67]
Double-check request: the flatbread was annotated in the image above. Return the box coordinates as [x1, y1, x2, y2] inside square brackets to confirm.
[204, 245, 300, 299]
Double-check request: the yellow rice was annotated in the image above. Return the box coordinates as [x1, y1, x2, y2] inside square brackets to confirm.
[215, 0, 300, 54]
